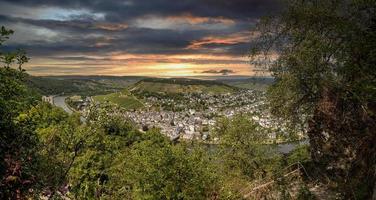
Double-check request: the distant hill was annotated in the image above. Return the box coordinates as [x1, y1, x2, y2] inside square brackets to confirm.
[129, 78, 237, 94]
[26, 76, 144, 96]
[220, 77, 274, 91]
[25, 75, 270, 96]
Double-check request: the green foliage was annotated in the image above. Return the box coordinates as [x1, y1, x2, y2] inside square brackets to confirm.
[0, 26, 41, 199]
[17, 102, 85, 196]
[67, 104, 219, 199]
[66, 104, 142, 199]
[117, 133, 217, 200]
[215, 114, 267, 146]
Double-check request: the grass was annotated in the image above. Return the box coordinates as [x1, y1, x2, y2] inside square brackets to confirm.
[93, 90, 144, 110]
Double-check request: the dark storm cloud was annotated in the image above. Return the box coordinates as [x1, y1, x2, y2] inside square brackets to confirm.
[0, 0, 278, 53]
[0, 25, 212, 56]
[206, 42, 254, 56]
[114, 28, 203, 52]
[0, 15, 127, 34]
[0, 0, 280, 75]
[0, 0, 281, 21]
[0, 15, 233, 56]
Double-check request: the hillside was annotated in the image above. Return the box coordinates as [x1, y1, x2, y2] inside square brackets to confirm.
[130, 78, 237, 94]
[92, 78, 237, 110]
[93, 90, 144, 110]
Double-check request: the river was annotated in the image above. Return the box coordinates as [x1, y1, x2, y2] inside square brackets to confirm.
[53, 96, 87, 122]
[53, 96, 73, 114]
[275, 140, 308, 154]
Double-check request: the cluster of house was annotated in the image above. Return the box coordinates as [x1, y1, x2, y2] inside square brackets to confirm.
[124, 110, 214, 140]
[47, 89, 302, 142]
[141, 90, 264, 112]
[122, 90, 276, 141]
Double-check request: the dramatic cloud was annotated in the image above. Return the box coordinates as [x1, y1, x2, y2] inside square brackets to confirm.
[0, 0, 281, 76]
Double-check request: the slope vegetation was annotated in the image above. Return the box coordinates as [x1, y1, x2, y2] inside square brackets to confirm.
[130, 78, 237, 94]
[93, 90, 144, 110]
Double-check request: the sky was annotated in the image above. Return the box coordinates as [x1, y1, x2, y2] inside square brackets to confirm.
[0, 0, 280, 77]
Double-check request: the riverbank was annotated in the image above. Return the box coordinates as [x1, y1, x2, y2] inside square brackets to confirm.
[198, 139, 308, 155]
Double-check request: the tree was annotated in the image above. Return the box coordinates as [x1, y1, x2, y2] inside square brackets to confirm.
[67, 104, 142, 199]
[251, 0, 376, 198]
[0, 26, 41, 199]
[0, 26, 79, 199]
[119, 130, 217, 200]
[212, 114, 288, 199]
[68, 104, 219, 199]
[17, 102, 85, 199]
[214, 115, 270, 179]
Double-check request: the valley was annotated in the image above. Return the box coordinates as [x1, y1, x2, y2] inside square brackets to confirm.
[45, 77, 303, 144]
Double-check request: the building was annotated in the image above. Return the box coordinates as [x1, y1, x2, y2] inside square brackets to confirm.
[42, 96, 54, 104]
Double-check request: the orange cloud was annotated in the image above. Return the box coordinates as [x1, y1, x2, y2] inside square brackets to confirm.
[112, 52, 239, 59]
[95, 23, 128, 31]
[91, 36, 115, 47]
[167, 13, 235, 25]
[187, 31, 252, 49]
[132, 14, 235, 30]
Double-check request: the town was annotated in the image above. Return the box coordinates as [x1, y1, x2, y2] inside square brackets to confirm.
[125, 89, 267, 141]
[49, 87, 301, 143]
[44, 85, 304, 142]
